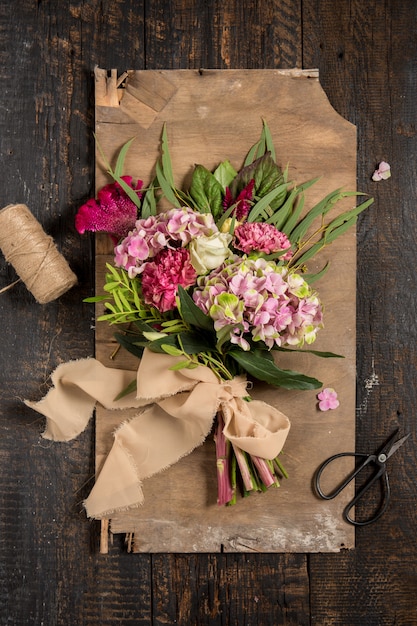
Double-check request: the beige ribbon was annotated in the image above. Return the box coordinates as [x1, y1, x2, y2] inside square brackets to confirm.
[25, 348, 291, 519]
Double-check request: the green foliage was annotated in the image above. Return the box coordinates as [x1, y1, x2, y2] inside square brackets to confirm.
[189, 165, 224, 219]
[91, 119, 373, 391]
[228, 350, 322, 390]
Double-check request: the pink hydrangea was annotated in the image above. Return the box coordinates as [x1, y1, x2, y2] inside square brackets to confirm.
[317, 388, 339, 411]
[193, 257, 322, 350]
[141, 248, 197, 312]
[233, 222, 292, 259]
[114, 207, 218, 277]
[75, 177, 142, 240]
[114, 216, 170, 277]
[165, 207, 217, 243]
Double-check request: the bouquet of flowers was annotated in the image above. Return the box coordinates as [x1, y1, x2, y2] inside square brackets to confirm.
[75, 121, 372, 506]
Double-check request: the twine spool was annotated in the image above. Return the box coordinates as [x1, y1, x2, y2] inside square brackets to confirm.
[0, 203, 78, 304]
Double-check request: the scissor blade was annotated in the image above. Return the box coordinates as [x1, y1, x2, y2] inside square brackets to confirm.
[385, 433, 411, 460]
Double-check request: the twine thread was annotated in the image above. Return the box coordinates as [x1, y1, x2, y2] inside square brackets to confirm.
[0, 204, 77, 304]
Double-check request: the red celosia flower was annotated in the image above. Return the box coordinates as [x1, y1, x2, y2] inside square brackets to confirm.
[141, 248, 197, 312]
[75, 176, 142, 240]
[223, 179, 255, 220]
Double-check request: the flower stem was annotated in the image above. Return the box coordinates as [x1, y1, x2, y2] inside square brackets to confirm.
[232, 444, 255, 492]
[214, 413, 233, 506]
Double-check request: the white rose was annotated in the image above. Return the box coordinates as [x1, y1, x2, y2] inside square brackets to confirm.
[189, 232, 232, 274]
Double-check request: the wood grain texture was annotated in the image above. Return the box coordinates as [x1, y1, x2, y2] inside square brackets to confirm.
[93, 68, 357, 553]
[0, 0, 415, 624]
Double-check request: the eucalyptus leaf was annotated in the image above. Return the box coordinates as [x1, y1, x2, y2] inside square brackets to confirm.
[155, 161, 181, 207]
[161, 124, 175, 186]
[247, 183, 289, 222]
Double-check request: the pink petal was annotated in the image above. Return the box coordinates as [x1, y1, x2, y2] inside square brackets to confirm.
[317, 388, 340, 411]
[372, 161, 391, 182]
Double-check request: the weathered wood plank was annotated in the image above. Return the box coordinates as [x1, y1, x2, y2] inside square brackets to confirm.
[303, 1, 417, 624]
[93, 68, 357, 553]
[2, 0, 415, 623]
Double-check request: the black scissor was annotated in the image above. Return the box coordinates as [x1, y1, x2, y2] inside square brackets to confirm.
[314, 428, 410, 526]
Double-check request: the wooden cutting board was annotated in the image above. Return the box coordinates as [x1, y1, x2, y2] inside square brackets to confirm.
[94, 68, 357, 553]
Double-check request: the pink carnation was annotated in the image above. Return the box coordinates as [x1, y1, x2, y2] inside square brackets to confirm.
[141, 248, 197, 312]
[234, 222, 292, 258]
[75, 177, 142, 240]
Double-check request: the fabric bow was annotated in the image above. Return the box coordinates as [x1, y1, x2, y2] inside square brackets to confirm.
[25, 348, 291, 518]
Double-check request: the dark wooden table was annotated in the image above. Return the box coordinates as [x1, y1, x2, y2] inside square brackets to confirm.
[1, 2, 416, 624]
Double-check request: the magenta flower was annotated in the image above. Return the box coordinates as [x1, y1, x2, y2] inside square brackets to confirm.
[233, 222, 292, 259]
[141, 248, 197, 312]
[317, 388, 339, 411]
[223, 179, 255, 220]
[372, 161, 391, 181]
[75, 176, 142, 240]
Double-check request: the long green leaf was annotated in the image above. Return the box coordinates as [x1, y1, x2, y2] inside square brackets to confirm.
[247, 183, 289, 222]
[155, 161, 181, 207]
[161, 124, 175, 186]
[280, 194, 305, 235]
[262, 119, 276, 161]
[229, 350, 322, 390]
[114, 137, 135, 179]
[272, 346, 343, 358]
[114, 379, 137, 401]
[289, 188, 344, 242]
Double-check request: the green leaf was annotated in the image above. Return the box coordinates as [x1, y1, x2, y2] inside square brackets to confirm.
[169, 360, 193, 371]
[289, 188, 345, 242]
[155, 161, 181, 207]
[324, 196, 374, 237]
[177, 285, 214, 331]
[83, 295, 108, 303]
[229, 350, 322, 390]
[272, 346, 343, 358]
[303, 262, 330, 284]
[114, 137, 135, 179]
[114, 379, 137, 401]
[215, 203, 238, 230]
[244, 136, 266, 166]
[213, 160, 238, 189]
[114, 333, 144, 359]
[178, 331, 215, 354]
[261, 119, 276, 162]
[231, 153, 284, 202]
[102, 138, 142, 210]
[160, 344, 184, 357]
[148, 335, 178, 353]
[141, 180, 158, 217]
[190, 165, 224, 218]
[161, 124, 175, 187]
[247, 182, 289, 222]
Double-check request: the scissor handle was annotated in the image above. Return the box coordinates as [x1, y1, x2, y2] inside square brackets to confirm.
[314, 452, 391, 526]
[344, 466, 390, 527]
[314, 452, 372, 500]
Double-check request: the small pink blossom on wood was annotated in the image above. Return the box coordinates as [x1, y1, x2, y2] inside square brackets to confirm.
[317, 388, 339, 411]
[372, 161, 391, 181]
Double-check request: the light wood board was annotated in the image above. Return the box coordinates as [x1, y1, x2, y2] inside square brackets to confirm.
[94, 68, 357, 553]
